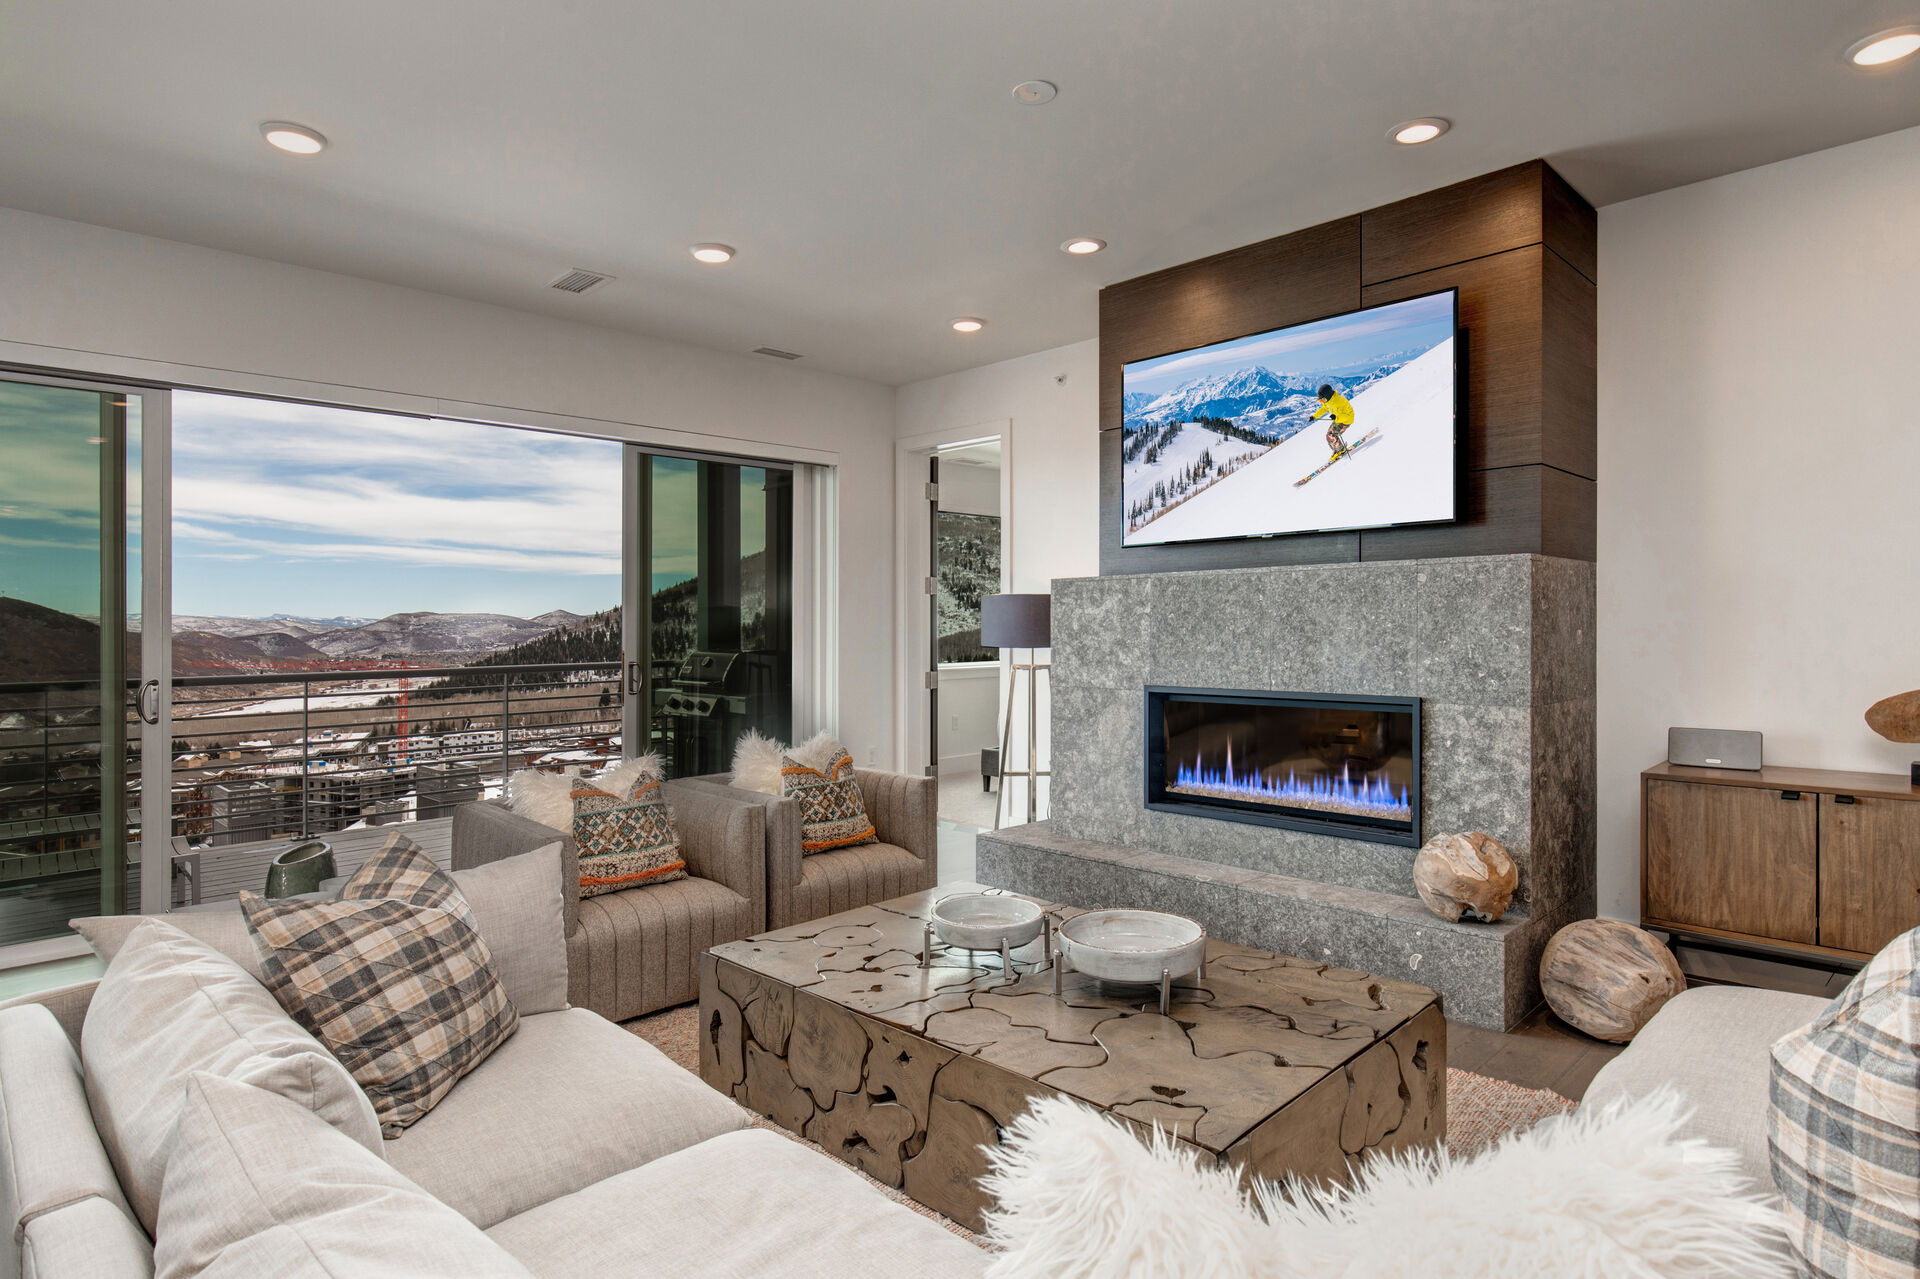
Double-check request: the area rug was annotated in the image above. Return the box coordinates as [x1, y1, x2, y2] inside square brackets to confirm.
[624, 1003, 1575, 1244]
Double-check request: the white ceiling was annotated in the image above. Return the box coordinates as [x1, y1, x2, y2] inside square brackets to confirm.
[2, 1, 1917, 386]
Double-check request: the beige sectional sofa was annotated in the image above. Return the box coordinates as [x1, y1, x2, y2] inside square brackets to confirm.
[452, 778, 767, 1021]
[679, 767, 938, 928]
[0, 845, 988, 1278]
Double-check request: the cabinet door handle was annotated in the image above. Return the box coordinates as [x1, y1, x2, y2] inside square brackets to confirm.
[1834, 794, 1856, 805]
[1779, 790, 1801, 801]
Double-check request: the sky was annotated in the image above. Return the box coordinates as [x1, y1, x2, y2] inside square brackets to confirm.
[2, 385, 773, 625]
[1123, 290, 1455, 400]
[170, 394, 775, 621]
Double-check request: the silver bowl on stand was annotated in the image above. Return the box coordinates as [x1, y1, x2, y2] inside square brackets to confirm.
[920, 893, 1051, 984]
[1054, 908, 1208, 1014]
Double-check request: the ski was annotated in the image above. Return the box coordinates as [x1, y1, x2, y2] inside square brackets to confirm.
[1293, 429, 1381, 487]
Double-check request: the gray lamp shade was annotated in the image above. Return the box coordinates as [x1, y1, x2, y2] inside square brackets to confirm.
[981, 593, 1051, 648]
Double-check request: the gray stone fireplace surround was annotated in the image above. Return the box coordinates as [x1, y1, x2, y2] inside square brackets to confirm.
[975, 554, 1595, 1030]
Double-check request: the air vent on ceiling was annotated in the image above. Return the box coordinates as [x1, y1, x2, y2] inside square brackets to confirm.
[548, 268, 614, 295]
[752, 346, 804, 360]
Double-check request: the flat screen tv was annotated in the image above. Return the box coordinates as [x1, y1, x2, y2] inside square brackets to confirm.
[1120, 288, 1459, 546]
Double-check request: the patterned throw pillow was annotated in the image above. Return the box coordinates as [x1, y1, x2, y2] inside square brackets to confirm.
[570, 768, 686, 896]
[780, 746, 877, 853]
[240, 831, 518, 1136]
[1769, 924, 1920, 1279]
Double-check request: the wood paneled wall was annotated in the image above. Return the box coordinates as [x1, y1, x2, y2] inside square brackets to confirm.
[1099, 160, 1596, 574]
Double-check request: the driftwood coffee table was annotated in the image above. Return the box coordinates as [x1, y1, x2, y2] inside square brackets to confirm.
[697, 884, 1445, 1232]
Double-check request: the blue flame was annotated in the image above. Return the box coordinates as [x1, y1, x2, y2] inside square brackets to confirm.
[1170, 742, 1410, 822]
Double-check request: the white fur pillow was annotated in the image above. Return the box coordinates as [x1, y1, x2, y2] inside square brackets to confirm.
[592, 752, 664, 798]
[506, 767, 579, 831]
[730, 730, 786, 794]
[731, 731, 843, 794]
[981, 1092, 1794, 1279]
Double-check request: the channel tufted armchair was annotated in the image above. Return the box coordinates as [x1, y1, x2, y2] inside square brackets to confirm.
[678, 767, 937, 929]
[451, 778, 765, 1020]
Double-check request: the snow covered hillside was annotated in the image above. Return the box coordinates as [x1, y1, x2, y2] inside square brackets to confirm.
[1129, 337, 1455, 545]
[1121, 423, 1271, 534]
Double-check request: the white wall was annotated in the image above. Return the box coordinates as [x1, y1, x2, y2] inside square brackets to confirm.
[1596, 124, 1920, 922]
[0, 205, 899, 761]
[896, 340, 1100, 812]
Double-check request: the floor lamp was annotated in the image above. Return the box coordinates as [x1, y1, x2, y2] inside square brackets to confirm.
[982, 594, 1050, 829]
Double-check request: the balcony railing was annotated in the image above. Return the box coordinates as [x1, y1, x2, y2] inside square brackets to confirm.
[165, 660, 624, 849]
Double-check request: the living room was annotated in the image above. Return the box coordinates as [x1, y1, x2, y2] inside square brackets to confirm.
[0, 4, 1916, 1277]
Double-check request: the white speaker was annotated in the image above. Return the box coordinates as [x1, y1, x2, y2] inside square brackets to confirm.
[1667, 727, 1763, 771]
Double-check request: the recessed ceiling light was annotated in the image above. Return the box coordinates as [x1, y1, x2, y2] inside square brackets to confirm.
[260, 121, 327, 155]
[690, 243, 735, 264]
[951, 317, 986, 333]
[1847, 27, 1920, 66]
[1061, 237, 1106, 255]
[1389, 117, 1450, 145]
[1011, 80, 1057, 105]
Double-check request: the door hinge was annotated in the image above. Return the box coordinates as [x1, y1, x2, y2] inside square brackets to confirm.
[923, 576, 938, 594]
[924, 671, 939, 690]
[924, 482, 940, 501]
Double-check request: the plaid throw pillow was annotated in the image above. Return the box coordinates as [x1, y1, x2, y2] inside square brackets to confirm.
[570, 769, 686, 897]
[1769, 924, 1920, 1278]
[780, 746, 876, 853]
[240, 831, 518, 1136]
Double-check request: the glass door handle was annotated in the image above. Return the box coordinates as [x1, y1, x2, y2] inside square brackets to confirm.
[138, 679, 161, 725]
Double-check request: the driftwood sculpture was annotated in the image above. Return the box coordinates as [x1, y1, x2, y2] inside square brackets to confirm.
[1412, 832, 1518, 923]
[1539, 919, 1684, 1043]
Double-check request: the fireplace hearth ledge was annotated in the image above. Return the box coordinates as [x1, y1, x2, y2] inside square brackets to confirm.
[977, 820, 1547, 1031]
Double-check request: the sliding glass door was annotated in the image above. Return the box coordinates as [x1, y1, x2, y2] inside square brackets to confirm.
[0, 373, 169, 952]
[626, 451, 793, 778]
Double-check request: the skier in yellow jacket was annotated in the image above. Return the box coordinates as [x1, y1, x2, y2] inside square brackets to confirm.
[1307, 384, 1355, 460]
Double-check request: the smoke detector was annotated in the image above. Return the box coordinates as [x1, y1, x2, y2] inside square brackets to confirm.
[547, 268, 614, 295]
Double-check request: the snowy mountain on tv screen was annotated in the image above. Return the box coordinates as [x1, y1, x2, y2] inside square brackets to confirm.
[1122, 337, 1455, 544]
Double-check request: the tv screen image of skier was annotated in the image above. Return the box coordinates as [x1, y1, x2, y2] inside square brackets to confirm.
[1120, 289, 1458, 547]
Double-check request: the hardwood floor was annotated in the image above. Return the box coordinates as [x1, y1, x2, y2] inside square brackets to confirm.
[1447, 1006, 1624, 1101]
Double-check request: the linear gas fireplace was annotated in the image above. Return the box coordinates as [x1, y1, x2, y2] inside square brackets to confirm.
[1144, 687, 1421, 847]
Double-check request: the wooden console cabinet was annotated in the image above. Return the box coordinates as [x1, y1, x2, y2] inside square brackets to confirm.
[1642, 762, 1920, 963]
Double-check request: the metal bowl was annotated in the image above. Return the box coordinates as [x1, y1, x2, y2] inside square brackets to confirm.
[931, 893, 1045, 951]
[1058, 909, 1205, 983]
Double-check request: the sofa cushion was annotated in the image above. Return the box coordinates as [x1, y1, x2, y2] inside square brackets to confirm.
[1770, 925, 1920, 1279]
[73, 844, 570, 1016]
[1582, 983, 1826, 1193]
[20, 1196, 153, 1279]
[241, 836, 518, 1136]
[154, 1072, 531, 1279]
[483, 1129, 988, 1278]
[781, 747, 877, 852]
[570, 771, 687, 896]
[795, 842, 927, 920]
[385, 1008, 750, 1229]
[0, 1004, 143, 1279]
[81, 919, 383, 1235]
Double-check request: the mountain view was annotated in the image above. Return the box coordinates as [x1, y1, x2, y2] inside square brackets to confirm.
[165, 610, 592, 671]
[1121, 349, 1425, 437]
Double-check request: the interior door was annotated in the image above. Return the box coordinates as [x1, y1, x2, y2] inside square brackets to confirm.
[0, 373, 169, 952]
[924, 453, 939, 778]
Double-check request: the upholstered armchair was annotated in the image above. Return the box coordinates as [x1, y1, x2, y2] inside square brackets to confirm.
[677, 769, 937, 929]
[451, 779, 765, 1021]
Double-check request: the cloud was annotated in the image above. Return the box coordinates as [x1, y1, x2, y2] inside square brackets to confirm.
[170, 392, 623, 582]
